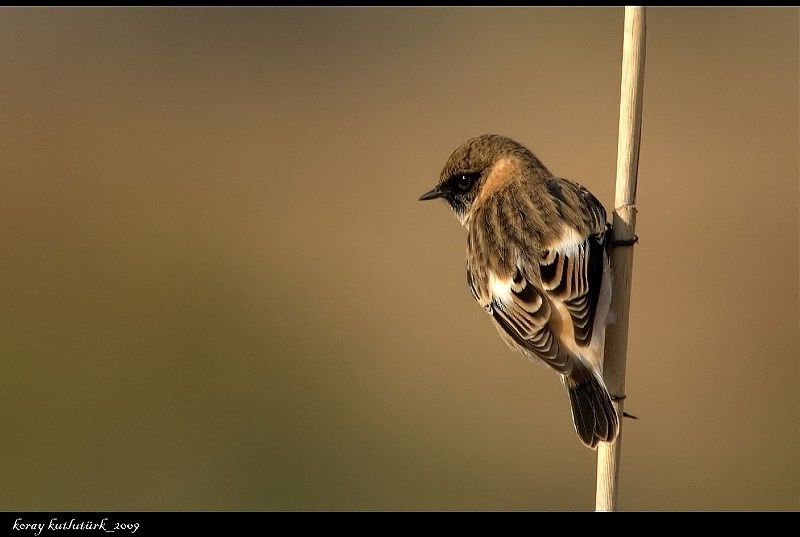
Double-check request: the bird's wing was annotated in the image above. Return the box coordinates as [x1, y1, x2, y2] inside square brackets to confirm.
[468, 244, 571, 373]
[467, 180, 607, 372]
[541, 180, 608, 348]
[539, 224, 607, 348]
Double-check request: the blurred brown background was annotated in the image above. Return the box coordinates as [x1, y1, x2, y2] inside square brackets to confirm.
[1, 7, 797, 511]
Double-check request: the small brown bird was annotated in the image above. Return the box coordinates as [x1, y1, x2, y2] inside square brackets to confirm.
[419, 134, 619, 449]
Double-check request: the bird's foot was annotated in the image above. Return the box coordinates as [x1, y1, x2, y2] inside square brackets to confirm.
[611, 394, 638, 419]
[612, 235, 639, 248]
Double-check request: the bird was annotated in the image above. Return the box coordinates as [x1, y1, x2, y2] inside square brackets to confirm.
[418, 133, 619, 449]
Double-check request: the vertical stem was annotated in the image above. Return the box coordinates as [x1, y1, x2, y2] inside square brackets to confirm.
[595, 5, 646, 512]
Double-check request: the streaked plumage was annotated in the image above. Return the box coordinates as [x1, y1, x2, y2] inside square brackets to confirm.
[419, 134, 619, 449]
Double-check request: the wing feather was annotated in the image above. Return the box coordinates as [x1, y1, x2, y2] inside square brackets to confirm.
[466, 177, 608, 372]
[543, 230, 606, 347]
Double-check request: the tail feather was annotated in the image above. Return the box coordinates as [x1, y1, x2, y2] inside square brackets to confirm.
[564, 366, 619, 449]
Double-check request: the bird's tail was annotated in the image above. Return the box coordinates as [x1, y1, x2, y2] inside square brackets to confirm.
[563, 364, 619, 450]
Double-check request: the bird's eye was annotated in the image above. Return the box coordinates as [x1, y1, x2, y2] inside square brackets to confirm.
[454, 173, 477, 192]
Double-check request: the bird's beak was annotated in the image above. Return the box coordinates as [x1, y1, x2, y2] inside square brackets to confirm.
[418, 186, 445, 201]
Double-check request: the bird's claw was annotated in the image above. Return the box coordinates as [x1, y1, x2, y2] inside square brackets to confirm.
[612, 235, 639, 248]
[610, 394, 639, 420]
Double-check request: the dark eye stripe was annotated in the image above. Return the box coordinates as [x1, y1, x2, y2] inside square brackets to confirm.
[450, 172, 480, 192]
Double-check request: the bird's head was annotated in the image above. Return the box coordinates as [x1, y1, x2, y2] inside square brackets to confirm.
[419, 134, 550, 226]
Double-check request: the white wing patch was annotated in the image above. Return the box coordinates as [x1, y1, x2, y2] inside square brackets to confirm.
[488, 271, 513, 304]
[549, 225, 586, 257]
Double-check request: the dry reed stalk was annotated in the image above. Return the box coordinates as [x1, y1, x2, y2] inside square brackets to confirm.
[595, 5, 646, 512]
